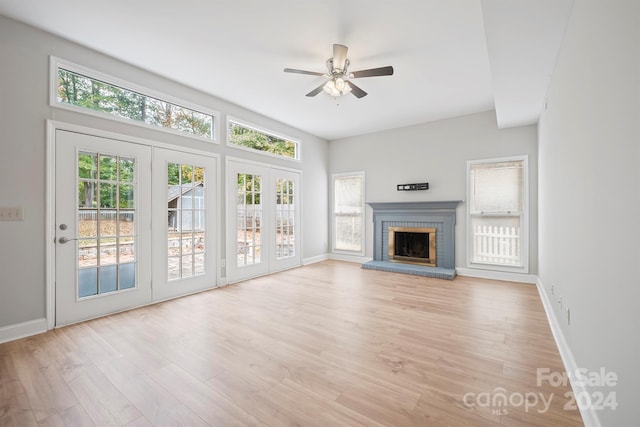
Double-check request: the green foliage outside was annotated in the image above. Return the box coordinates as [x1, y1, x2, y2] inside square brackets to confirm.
[58, 69, 213, 139]
[168, 163, 205, 186]
[237, 173, 261, 205]
[78, 153, 135, 209]
[229, 122, 297, 159]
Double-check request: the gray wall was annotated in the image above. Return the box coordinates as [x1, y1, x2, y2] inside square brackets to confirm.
[329, 110, 538, 271]
[538, 0, 640, 424]
[0, 15, 329, 328]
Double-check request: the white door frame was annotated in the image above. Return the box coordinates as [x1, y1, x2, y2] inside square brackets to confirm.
[45, 120, 222, 330]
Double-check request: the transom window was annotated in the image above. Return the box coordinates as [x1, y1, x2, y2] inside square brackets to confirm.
[52, 58, 216, 141]
[228, 119, 299, 160]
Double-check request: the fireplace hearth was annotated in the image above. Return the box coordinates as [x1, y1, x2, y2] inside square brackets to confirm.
[362, 201, 461, 279]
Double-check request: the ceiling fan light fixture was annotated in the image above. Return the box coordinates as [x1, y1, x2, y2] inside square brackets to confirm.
[323, 77, 352, 97]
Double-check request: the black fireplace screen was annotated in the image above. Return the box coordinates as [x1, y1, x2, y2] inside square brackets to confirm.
[394, 232, 430, 259]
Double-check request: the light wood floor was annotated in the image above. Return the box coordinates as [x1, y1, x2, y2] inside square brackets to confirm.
[0, 261, 583, 426]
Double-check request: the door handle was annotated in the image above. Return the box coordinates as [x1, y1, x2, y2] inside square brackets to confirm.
[58, 236, 78, 244]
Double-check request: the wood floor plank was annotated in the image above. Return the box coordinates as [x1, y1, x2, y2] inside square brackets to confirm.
[9, 351, 78, 422]
[149, 363, 263, 426]
[0, 261, 583, 426]
[67, 368, 142, 426]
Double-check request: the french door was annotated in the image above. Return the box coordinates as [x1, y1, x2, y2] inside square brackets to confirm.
[152, 149, 217, 301]
[54, 129, 217, 326]
[226, 160, 301, 283]
[55, 130, 152, 326]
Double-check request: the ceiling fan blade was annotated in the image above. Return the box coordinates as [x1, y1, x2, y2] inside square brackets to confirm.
[284, 68, 325, 76]
[350, 66, 394, 78]
[306, 83, 326, 97]
[346, 81, 367, 98]
[333, 44, 348, 71]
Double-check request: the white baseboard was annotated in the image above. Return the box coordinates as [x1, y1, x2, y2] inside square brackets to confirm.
[0, 318, 48, 344]
[303, 253, 329, 265]
[536, 277, 601, 427]
[456, 267, 537, 284]
[328, 253, 373, 264]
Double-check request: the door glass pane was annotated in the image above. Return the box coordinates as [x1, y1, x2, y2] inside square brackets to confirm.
[78, 268, 98, 298]
[275, 178, 295, 260]
[78, 152, 98, 179]
[99, 155, 118, 181]
[100, 265, 117, 293]
[77, 151, 138, 298]
[167, 162, 207, 280]
[194, 254, 205, 275]
[78, 181, 97, 208]
[119, 263, 136, 289]
[118, 240, 135, 263]
[118, 211, 135, 236]
[182, 255, 193, 277]
[79, 210, 98, 238]
[236, 173, 262, 267]
[119, 157, 135, 182]
[119, 184, 134, 208]
[79, 240, 98, 268]
[99, 183, 117, 208]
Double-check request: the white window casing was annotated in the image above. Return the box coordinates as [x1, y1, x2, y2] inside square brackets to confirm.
[467, 156, 529, 273]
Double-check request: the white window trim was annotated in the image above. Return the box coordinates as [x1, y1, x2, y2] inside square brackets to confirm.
[226, 116, 301, 162]
[332, 171, 365, 256]
[50, 56, 220, 143]
[466, 155, 529, 273]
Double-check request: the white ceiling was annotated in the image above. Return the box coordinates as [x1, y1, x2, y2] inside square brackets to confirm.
[0, 0, 573, 140]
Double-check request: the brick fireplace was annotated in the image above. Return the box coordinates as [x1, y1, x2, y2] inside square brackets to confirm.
[362, 201, 461, 279]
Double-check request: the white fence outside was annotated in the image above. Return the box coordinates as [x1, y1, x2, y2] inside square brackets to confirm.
[473, 225, 521, 265]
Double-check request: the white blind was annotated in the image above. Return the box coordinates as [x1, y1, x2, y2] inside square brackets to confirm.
[335, 176, 363, 214]
[470, 161, 523, 213]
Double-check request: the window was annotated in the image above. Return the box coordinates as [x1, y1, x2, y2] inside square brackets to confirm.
[228, 119, 299, 160]
[333, 172, 365, 254]
[52, 58, 216, 140]
[467, 157, 528, 271]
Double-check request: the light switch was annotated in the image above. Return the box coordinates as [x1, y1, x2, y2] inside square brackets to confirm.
[0, 207, 24, 220]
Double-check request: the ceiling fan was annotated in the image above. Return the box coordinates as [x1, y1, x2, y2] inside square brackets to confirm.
[284, 44, 394, 99]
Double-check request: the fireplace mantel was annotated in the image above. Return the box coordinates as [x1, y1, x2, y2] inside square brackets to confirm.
[367, 200, 461, 214]
[363, 200, 461, 279]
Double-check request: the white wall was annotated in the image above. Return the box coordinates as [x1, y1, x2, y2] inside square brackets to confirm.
[0, 15, 329, 330]
[329, 110, 538, 272]
[538, 0, 640, 425]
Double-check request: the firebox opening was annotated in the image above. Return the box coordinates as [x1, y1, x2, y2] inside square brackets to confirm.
[388, 227, 436, 267]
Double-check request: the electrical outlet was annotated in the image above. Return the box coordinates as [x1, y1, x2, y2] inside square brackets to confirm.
[221, 259, 225, 267]
[0, 207, 24, 221]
